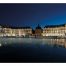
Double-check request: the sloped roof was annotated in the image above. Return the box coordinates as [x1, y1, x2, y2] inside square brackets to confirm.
[44, 24, 66, 28]
[0, 24, 32, 29]
[36, 24, 42, 29]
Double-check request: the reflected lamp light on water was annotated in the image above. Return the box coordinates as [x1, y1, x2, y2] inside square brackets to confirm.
[0, 43, 2, 46]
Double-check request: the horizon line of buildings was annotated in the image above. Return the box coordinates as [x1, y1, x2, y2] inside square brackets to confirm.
[0, 24, 66, 37]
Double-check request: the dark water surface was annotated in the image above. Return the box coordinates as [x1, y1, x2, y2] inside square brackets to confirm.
[0, 38, 66, 62]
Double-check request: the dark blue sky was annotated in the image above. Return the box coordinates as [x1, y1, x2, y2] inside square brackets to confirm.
[0, 4, 66, 28]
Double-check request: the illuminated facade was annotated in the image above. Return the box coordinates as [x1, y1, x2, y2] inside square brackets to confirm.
[11, 27, 32, 37]
[42, 24, 66, 37]
[0, 25, 32, 37]
[1, 24, 66, 37]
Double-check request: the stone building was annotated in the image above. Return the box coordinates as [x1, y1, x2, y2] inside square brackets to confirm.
[0, 25, 32, 37]
[42, 24, 66, 37]
[35, 24, 43, 37]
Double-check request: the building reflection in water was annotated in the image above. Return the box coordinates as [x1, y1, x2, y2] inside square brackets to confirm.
[42, 39, 66, 48]
[0, 38, 66, 48]
[0, 41, 2, 47]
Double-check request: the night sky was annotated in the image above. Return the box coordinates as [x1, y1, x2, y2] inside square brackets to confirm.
[0, 4, 66, 29]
